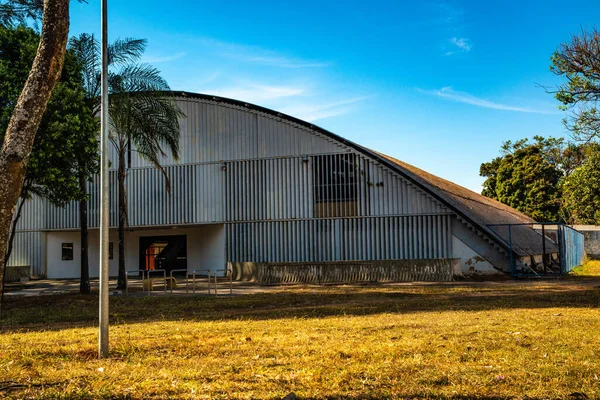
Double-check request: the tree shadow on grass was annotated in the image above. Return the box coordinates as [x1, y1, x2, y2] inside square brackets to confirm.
[2, 282, 600, 332]
[313, 396, 561, 400]
[319, 396, 583, 400]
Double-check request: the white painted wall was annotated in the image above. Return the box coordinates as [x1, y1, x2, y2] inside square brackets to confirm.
[47, 230, 119, 279]
[46, 225, 226, 279]
[452, 235, 501, 276]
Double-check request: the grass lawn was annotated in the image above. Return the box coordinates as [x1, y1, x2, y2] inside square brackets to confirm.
[571, 260, 600, 276]
[2, 279, 600, 399]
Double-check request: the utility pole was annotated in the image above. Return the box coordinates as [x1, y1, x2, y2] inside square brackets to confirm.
[99, 0, 110, 359]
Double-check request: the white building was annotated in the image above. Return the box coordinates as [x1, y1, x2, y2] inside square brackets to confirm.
[7, 92, 554, 283]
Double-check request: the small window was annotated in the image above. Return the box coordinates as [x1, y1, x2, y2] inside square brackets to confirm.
[61, 243, 74, 261]
[109, 242, 114, 260]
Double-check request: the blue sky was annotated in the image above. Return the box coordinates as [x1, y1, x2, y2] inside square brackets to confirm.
[70, 0, 597, 192]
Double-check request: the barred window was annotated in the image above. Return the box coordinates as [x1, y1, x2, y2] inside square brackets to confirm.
[313, 154, 359, 217]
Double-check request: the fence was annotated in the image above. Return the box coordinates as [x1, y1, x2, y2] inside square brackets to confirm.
[486, 223, 584, 277]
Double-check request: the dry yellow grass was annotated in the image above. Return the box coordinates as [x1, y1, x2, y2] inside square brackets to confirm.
[1, 282, 600, 399]
[571, 260, 600, 276]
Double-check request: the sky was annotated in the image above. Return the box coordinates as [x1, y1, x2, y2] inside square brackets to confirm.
[70, 0, 599, 192]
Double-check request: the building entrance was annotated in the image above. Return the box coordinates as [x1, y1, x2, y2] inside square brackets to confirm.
[139, 235, 187, 275]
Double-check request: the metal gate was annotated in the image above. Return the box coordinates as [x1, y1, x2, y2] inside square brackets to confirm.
[559, 225, 585, 274]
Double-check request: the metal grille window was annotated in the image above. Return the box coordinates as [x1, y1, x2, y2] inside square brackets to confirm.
[313, 154, 359, 217]
[61, 243, 74, 261]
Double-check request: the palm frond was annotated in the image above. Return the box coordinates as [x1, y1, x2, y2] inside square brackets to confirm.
[133, 147, 172, 193]
[110, 92, 182, 159]
[69, 36, 150, 113]
[68, 33, 101, 110]
[70, 33, 184, 194]
[108, 37, 147, 67]
[112, 63, 170, 93]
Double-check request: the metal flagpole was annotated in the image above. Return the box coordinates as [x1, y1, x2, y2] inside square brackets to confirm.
[99, 0, 110, 359]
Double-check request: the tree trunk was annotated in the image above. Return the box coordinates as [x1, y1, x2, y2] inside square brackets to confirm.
[1, 194, 26, 308]
[4, 195, 26, 267]
[117, 149, 127, 290]
[0, 0, 70, 315]
[79, 174, 90, 294]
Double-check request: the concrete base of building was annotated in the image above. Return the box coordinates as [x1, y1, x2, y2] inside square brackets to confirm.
[229, 258, 461, 285]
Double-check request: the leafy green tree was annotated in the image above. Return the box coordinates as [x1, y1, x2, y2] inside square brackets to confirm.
[70, 33, 183, 290]
[480, 137, 566, 221]
[562, 145, 600, 224]
[551, 27, 600, 141]
[0, 26, 98, 285]
[0, 0, 70, 315]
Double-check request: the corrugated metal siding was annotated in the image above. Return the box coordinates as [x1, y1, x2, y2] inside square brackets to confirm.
[127, 163, 224, 226]
[560, 225, 585, 273]
[225, 158, 312, 222]
[43, 163, 224, 230]
[6, 231, 46, 276]
[39, 152, 450, 230]
[14, 194, 45, 231]
[46, 170, 118, 229]
[223, 154, 447, 223]
[116, 98, 347, 168]
[366, 159, 447, 216]
[256, 114, 345, 158]
[46, 196, 80, 230]
[227, 215, 452, 263]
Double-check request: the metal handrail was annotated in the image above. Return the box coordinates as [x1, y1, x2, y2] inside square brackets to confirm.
[191, 269, 211, 294]
[146, 269, 167, 292]
[169, 269, 189, 293]
[125, 269, 146, 294]
[213, 268, 233, 297]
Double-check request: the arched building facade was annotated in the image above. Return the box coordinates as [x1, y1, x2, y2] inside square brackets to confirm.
[8, 92, 549, 281]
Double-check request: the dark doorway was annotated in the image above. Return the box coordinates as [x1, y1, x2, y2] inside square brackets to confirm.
[139, 235, 187, 275]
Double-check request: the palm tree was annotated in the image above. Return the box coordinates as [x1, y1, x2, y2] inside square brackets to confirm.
[70, 34, 183, 291]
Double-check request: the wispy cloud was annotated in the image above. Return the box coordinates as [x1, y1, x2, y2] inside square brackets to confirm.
[220, 53, 330, 69]
[142, 52, 187, 64]
[430, 1, 465, 26]
[201, 78, 369, 122]
[418, 87, 556, 114]
[426, 2, 472, 56]
[207, 83, 306, 103]
[194, 37, 330, 69]
[197, 71, 220, 85]
[181, 37, 362, 121]
[279, 96, 371, 122]
[445, 37, 471, 55]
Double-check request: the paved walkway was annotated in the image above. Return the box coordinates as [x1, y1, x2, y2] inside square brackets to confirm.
[5, 275, 594, 297]
[4, 278, 281, 297]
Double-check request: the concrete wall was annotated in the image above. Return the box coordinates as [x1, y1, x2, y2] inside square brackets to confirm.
[230, 258, 461, 284]
[451, 235, 499, 275]
[46, 224, 225, 279]
[572, 226, 600, 259]
[451, 218, 507, 275]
